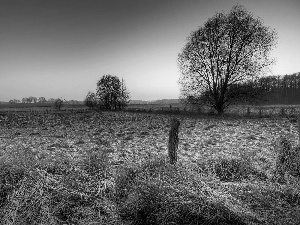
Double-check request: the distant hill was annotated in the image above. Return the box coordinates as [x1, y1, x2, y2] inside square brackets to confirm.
[129, 99, 180, 105]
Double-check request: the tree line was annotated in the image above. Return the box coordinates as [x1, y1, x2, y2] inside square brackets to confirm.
[7, 97, 81, 104]
[255, 72, 300, 105]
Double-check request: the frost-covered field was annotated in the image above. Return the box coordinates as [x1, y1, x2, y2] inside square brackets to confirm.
[0, 110, 299, 224]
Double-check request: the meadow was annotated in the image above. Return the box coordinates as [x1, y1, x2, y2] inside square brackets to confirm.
[0, 108, 300, 224]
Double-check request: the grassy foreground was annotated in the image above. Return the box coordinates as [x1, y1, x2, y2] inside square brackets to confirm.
[0, 110, 299, 224]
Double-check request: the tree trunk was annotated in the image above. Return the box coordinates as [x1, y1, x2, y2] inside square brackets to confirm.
[215, 101, 225, 115]
[168, 118, 180, 164]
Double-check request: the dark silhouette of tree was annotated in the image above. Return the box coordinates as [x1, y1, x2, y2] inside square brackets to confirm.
[225, 80, 269, 105]
[178, 5, 277, 114]
[9, 99, 20, 103]
[96, 75, 130, 110]
[27, 97, 33, 103]
[38, 97, 46, 103]
[32, 97, 37, 103]
[48, 98, 55, 103]
[22, 98, 27, 103]
[84, 91, 97, 109]
[253, 72, 300, 105]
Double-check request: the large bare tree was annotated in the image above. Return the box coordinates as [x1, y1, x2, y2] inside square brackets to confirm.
[178, 5, 277, 114]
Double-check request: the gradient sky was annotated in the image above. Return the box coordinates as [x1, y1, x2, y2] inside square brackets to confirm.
[0, 0, 299, 101]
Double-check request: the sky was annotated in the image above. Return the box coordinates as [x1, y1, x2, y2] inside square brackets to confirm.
[0, 0, 299, 101]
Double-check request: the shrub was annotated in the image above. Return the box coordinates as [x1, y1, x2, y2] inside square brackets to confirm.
[0, 164, 25, 208]
[54, 98, 63, 110]
[197, 157, 268, 182]
[273, 138, 300, 183]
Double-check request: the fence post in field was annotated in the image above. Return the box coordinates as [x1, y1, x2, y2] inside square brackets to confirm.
[258, 108, 262, 117]
[247, 107, 250, 116]
[280, 107, 285, 117]
[168, 118, 180, 164]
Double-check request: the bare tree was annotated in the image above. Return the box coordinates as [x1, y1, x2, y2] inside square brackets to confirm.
[178, 5, 277, 114]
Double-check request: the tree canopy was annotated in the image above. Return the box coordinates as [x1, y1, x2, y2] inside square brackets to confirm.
[96, 75, 130, 110]
[84, 91, 97, 109]
[178, 5, 277, 114]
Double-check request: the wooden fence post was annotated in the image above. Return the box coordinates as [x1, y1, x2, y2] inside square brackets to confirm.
[258, 108, 262, 117]
[280, 107, 285, 117]
[168, 118, 180, 164]
[247, 107, 250, 116]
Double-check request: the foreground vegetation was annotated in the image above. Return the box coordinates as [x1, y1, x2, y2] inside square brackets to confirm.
[0, 109, 300, 224]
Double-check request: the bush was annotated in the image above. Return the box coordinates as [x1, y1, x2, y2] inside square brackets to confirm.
[273, 138, 300, 183]
[54, 98, 63, 110]
[197, 157, 268, 182]
[0, 164, 25, 208]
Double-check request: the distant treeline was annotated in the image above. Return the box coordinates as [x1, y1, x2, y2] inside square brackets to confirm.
[129, 99, 180, 105]
[221, 72, 300, 106]
[254, 72, 300, 105]
[2, 98, 82, 104]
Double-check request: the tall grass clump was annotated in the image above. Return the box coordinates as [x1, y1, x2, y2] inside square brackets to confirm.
[197, 156, 268, 182]
[114, 156, 262, 225]
[0, 144, 120, 224]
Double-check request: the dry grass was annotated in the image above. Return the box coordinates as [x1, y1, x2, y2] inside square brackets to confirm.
[0, 144, 120, 225]
[1, 111, 300, 224]
[1, 142, 300, 224]
[115, 156, 263, 225]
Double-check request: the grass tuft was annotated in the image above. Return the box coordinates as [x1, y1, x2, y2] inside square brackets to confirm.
[197, 156, 268, 182]
[115, 156, 262, 225]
